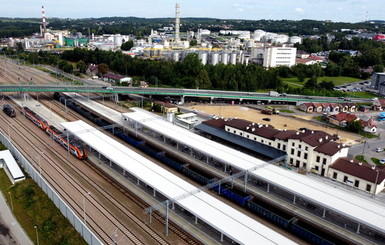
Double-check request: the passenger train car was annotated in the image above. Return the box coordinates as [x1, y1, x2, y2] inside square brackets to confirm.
[22, 106, 87, 160]
[22, 107, 49, 130]
[46, 125, 87, 160]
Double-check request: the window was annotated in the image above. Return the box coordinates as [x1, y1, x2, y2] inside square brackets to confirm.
[291, 149, 294, 155]
[290, 158, 294, 164]
[254, 137, 256, 140]
[366, 184, 372, 192]
[227, 128, 230, 131]
[316, 156, 320, 163]
[297, 151, 301, 157]
[296, 160, 300, 167]
[261, 140, 264, 143]
[298, 144, 302, 149]
[304, 153, 308, 159]
[283, 145, 286, 151]
[240, 133, 243, 136]
[315, 166, 319, 171]
[333, 172, 337, 179]
[354, 180, 359, 188]
[323, 158, 327, 165]
[343, 176, 348, 183]
[233, 130, 236, 133]
[247, 135, 249, 138]
[303, 163, 307, 168]
[292, 142, 295, 146]
[278, 143, 281, 149]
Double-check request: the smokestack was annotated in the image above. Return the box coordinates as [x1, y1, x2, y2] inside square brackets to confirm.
[41, 5, 47, 36]
[175, 3, 180, 43]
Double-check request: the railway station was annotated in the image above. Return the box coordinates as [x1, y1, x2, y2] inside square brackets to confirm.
[61, 120, 297, 245]
[63, 92, 385, 243]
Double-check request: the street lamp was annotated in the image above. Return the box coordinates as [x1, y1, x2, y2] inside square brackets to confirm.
[373, 169, 380, 198]
[8, 192, 13, 211]
[34, 225, 39, 245]
[83, 192, 91, 226]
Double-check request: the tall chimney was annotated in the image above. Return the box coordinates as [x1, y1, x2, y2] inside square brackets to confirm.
[175, 3, 180, 43]
[41, 5, 47, 36]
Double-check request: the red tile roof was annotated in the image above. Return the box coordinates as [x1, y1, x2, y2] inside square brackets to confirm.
[332, 112, 357, 122]
[330, 158, 385, 184]
[314, 141, 345, 156]
[202, 118, 227, 129]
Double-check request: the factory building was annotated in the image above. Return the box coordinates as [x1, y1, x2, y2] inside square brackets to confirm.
[262, 46, 297, 68]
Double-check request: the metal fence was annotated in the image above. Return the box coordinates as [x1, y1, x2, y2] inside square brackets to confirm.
[0, 132, 103, 245]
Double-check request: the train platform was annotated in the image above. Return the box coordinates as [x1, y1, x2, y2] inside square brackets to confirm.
[64, 92, 385, 244]
[11, 94, 66, 129]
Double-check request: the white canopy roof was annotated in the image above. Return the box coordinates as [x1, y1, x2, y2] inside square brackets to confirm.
[61, 120, 296, 245]
[0, 150, 25, 182]
[122, 108, 385, 234]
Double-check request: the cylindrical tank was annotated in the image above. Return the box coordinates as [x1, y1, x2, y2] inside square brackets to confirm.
[199, 52, 208, 65]
[290, 36, 302, 44]
[221, 53, 228, 65]
[173, 52, 180, 62]
[166, 112, 174, 123]
[114, 35, 123, 46]
[58, 33, 64, 46]
[230, 53, 237, 65]
[211, 53, 219, 65]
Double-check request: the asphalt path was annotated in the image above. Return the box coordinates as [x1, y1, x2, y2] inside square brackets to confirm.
[0, 191, 33, 245]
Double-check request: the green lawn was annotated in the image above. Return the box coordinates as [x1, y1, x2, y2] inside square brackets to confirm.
[0, 161, 86, 245]
[371, 158, 384, 165]
[346, 91, 376, 98]
[280, 76, 361, 88]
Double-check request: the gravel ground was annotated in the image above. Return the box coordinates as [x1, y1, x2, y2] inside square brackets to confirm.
[190, 104, 359, 146]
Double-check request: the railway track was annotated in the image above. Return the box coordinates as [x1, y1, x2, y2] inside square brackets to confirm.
[34, 94, 201, 245]
[0, 61, 202, 244]
[1, 94, 200, 244]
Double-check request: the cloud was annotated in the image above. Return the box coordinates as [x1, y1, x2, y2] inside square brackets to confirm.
[337, 7, 343, 11]
[237, 8, 245, 12]
[295, 8, 305, 13]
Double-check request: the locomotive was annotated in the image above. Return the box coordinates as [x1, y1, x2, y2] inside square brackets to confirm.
[3, 104, 16, 117]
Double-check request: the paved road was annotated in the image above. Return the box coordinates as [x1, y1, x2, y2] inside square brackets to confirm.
[0, 192, 33, 245]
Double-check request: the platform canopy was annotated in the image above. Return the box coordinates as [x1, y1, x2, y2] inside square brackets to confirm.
[122, 108, 385, 234]
[61, 120, 296, 245]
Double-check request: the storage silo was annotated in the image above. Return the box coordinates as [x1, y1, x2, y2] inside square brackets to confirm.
[173, 52, 180, 62]
[290, 36, 302, 44]
[230, 53, 237, 65]
[199, 52, 208, 65]
[221, 52, 229, 65]
[114, 35, 123, 46]
[211, 53, 219, 65]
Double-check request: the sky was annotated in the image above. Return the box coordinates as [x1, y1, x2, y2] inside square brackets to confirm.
[0, 0, 384, 23]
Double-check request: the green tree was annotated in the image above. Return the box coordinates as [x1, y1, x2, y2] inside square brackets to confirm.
[98, 63, 110, 75]
[76, 60, 87, 73]
[347, 120, 363, 133]
[121, 40, 134, 51]
[195, 70, 211, 89]
[374, 64, 384, 73]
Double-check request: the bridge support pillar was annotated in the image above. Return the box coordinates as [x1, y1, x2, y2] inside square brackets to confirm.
[165, 200, 169, 236]
[210, 97, 214, 104]
[267, 183, 270, 193]
[356, 223, 361, 234]
[322, 208, 326, 218]
[293, 195, 296, 204]
[239, 98, 243, 104]
[153, 189, 156, 197]
[220, 233, 224, 242]
[195, 216, 198, 224]
[180, 95, 185, 104]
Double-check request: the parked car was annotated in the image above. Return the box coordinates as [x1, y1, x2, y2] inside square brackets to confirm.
[262, 118, 271, 121]
[379, 159, 385, 164]
[376, 148, 384, 153]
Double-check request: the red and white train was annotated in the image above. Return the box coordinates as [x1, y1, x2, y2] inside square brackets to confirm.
[22, 106, 87, 160]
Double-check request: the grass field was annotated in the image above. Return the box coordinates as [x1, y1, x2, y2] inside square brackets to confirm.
[0, 169, 87, 245]
[280, 76, 361, 88]
[346, 91, 376, 98]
